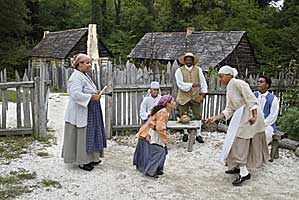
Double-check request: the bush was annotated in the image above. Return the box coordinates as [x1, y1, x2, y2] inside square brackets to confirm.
[277, 108, 299, 141]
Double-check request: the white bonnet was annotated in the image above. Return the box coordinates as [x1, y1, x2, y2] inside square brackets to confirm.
[218, 65, 238, 77]
[150, 81, 160, 89]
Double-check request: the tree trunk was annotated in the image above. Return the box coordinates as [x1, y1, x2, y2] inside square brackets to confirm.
[114, 0, 121, 25]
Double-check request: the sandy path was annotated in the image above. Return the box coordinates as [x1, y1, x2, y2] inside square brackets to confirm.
[1, 94, 298, 200]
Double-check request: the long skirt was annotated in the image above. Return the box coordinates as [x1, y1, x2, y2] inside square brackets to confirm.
[133, 138, 151, 173]
[133, 139, 167, 176]
[144, 144, 167, 176]
[62, 122, 102, 164]
[227, 131, 270, 170]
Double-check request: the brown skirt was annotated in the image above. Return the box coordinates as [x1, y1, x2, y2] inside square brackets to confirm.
[227, 131, 269, 170]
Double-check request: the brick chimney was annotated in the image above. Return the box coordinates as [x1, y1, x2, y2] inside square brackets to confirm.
[186, 27, 195, 37]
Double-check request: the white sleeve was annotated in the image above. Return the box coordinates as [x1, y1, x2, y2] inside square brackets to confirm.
[68, 78, 92, 108]
[198, 68, 208, 93]
[140, 98, 149, 120]
[265, 96, 279, 126]
[175, 68, 193, 91]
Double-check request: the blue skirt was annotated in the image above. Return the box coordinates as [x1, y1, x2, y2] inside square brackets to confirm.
[133, 138, 167, 176]
[133, 138, 150, 173]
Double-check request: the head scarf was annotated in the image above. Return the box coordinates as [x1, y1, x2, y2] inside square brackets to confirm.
[218, 65, 238, 77]
[157, 95, 172, 106]
[71, 53, 91, 68]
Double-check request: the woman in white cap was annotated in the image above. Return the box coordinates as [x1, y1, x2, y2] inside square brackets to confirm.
[206, 65, 269, 186]
[62, 53, 107, 171]
[139, 81, 161, 123]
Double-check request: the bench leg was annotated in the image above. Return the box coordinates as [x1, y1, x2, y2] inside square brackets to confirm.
[270, 139, 279, 160]
[188, 129, 196, 152]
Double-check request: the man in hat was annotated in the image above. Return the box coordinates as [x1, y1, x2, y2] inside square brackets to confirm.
[175, 52, 208, 143]
[140, 81, 162, 123]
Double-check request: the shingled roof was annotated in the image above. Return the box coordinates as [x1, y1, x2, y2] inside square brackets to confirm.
[31, 28, 88, 59]
[128, 31, 250, 71]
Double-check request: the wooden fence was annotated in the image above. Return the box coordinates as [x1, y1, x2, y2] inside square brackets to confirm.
[0, 65, 50, 136]
[33, 59, 299, 137]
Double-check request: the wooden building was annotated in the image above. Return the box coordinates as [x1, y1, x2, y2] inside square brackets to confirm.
[30, 24, 112, 90]
[128, 31, 258, 76]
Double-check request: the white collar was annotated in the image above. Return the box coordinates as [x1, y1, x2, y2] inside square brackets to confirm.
[184, 65, 194, 71]
[259, 91, 269, 97]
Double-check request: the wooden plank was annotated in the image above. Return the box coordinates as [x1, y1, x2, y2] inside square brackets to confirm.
[210, 94, 215, 117]
[1, 68, 7, 129]
[0, 81, 34, 88]
[0, 128, 33, 136]
[128, 91, 131, 125]
[1, 88, 7, 129]
[123, 92, 127, 125]
[15, 71, 22, 128]
[112, 125, 140, 130]
[23, 73, 31, 128]
[34, 77, 40, 136]
[132, 91, 137, 126]
[188, 129, 196, 152]
[30, 87, 35, 130]
[39, 62, 47, 136]
[116, 92, 121, 126]
[105, 61, 113, 138]
[137, 91, 144, 125]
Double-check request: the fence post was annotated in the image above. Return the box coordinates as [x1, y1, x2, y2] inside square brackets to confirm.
[34, 77, 40, 136]
[105, 61, 113, 138]
[39, 62, 47, 136]
[15, 70, 22, 128]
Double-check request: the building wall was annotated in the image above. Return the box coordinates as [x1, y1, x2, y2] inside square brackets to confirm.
[220, 35, 258, 76]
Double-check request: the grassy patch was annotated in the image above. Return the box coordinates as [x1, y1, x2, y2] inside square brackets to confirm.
[40, 179, 62, 189]
[0, 90, 22, 103]
[0, 134, 56, 164]
[0, 136, 35, 161]
[0, 169, 36, 200]
[36, 151, 49, 157]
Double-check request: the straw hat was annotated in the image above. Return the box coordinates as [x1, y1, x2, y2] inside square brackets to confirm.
[178, 52, 199, 65]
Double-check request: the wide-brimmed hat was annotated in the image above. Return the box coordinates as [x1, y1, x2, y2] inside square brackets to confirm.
[178, 52, 199, 65]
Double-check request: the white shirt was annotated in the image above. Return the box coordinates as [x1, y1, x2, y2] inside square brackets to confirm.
[256, 91, 279, 127]
[64, 69, 97, 127]
[139, 94, 161, 120]
[174, 65, 208, 93]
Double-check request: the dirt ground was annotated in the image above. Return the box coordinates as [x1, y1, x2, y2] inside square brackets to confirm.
[1, 94, 298, 200]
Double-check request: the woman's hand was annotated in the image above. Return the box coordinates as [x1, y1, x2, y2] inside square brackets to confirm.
[247, 116, 257, 125]
[247, 109, 257, 125]
[91, 94, 101, 101]
[205, 113, 224, 123]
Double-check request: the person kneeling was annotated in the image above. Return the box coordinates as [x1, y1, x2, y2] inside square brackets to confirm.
[133, 95, 176, 178]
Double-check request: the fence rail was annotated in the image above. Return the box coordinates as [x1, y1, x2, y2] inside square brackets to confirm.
[0, 66, 50, 136]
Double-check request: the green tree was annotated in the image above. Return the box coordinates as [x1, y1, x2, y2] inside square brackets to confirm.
[0, 0, 32, 75]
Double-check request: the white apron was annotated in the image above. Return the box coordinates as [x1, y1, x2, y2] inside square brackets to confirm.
[218, 105, 244, 165]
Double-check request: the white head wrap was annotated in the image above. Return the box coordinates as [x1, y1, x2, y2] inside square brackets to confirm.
[71, 53, 91, 68]
[218, 65, 238, 77]
[150, 81, 160, 89]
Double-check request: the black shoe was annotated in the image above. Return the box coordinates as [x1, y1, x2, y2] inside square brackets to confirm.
[157, 171, 164, 175]
[225, 168, 240, 174]
[269, 159, 274, 162]
[89, 160, 102, 166]
[195, 135, 204, 143]
[146, 173, 159, 178]
[232, 173, 251, 186]
[79, 164, 94, 171]
[182, 134, 188, 142]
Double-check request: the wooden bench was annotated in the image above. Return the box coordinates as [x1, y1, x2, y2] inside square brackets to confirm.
[167, 120, 202, 152]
